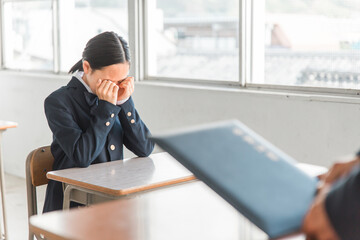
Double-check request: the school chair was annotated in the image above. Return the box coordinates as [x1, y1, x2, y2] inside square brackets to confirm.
[25, 146, 54, 240]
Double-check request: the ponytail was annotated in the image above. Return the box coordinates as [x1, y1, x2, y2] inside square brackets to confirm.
[68, 59, 84, 74]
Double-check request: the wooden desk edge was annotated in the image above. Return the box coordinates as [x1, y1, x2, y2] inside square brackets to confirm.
[29, 223, 72, 240]
[120, 175, 197, 195]
[0, 122, 18, 130]
[47, 173, 197, 196]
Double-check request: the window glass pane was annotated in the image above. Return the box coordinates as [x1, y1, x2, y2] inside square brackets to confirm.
[3, 1, 53, 71]
[146, 0, 239, 81]
[59, 0, 128, 73]
[253, 0, 360, 89]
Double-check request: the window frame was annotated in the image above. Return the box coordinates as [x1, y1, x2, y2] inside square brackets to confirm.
[0, 0, 4, 70]
[0, 0, 3, 68]
[135, 0, 360, 95]
[0, 0, 359, 96]
[0, 0, 56, 73]
[246, 0, 360, 95]
[52, 0, 60, 73]
[139, 0, 245, 86]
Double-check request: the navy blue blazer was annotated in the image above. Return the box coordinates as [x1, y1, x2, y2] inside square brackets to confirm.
[43, 77, 154, 212]
[325, 163, 360, 240]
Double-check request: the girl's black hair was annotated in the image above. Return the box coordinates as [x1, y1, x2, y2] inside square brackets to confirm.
[68, 31, 131, 74]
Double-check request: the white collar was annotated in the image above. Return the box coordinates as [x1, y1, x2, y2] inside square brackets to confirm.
[73, 71, 93, 93]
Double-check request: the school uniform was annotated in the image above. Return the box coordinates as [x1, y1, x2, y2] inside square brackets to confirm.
[43, 73, 154, 212]
[325, 163, 360, 240]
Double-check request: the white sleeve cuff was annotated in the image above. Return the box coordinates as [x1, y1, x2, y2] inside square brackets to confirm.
[116, 97, 130, 105]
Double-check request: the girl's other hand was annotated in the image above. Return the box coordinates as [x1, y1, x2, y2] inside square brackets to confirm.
[117, 77, 134, 102]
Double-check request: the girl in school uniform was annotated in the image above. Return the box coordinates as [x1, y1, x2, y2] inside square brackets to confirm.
[43, 31, 154, 212]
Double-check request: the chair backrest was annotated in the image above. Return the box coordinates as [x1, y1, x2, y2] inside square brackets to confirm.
[28, 146, 54, 187]
[26, 146, 54, 240]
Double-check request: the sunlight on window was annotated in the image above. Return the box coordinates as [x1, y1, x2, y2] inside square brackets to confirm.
[253, 0, 360, 89]
[146, 0, 239, 81]
[59, 0, 128, 72]
[3, 1, 53, 71]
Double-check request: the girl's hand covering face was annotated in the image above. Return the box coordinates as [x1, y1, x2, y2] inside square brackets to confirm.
[116, 77, 134, 102]
[95, 79, 119, 105]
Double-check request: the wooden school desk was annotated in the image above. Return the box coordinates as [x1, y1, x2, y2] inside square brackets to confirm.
[0, 121, 17, 240]
[29, 181, 306, 240]
[32, 162, 326, 240]
[46, 152, 196, 209]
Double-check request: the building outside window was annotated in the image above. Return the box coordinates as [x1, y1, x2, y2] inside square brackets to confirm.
[3, 1, 53, 71]
[1, 0, 128, 73]
[1, 0, 360, 91]
[252, 0, 360, 89]
[145, 0, 239, 82]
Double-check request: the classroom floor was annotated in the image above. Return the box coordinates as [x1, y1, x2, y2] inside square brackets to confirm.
[4, 173, 46, 240]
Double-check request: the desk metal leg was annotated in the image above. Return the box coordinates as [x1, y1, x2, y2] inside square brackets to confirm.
[63, 185, 72, 210]
[63, 185, 92, 210]
[0, 132, 8, 240]
[63, 184, 117, 210]
[62, 180, 197, 211]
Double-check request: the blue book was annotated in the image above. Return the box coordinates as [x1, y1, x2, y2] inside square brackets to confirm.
[150, 120, 318, 239]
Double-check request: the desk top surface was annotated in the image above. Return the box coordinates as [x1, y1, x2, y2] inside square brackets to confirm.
[47, 152, 196, 196]
[35, 161, 325, 240]
[0, 121, 17, 130]
[30, 181, 305, 240]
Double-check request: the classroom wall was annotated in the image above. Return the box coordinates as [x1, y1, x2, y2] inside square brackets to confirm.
[1, 71, 360, 178]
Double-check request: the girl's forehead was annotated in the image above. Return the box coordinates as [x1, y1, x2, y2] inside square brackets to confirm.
[96, 63, 129, 79]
